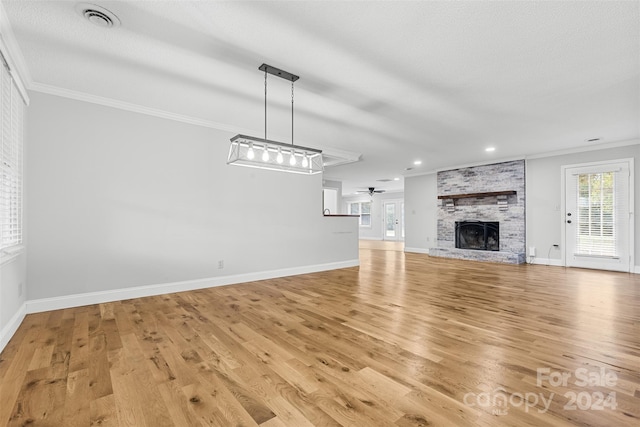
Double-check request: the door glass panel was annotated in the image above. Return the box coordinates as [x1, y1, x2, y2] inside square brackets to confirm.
[385, 203, 395, 237]
[576, 172, 616, 257]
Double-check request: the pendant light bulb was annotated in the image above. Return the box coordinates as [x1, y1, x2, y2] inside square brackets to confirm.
[262, 146, 269, 162]
[289, 150, 297, 166]
[276, 148, 284, 164]
[302, 155, 309, 168]
[247, 143, 255, 160]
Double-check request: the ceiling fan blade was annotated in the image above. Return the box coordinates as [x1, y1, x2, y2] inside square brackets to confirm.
[357, 187, 384, 195]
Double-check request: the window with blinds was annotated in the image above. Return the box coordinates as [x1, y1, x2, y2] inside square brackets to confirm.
[0, 55, 23, 252]
[575, 171, 618, 257]
[349, 201, 371, 227]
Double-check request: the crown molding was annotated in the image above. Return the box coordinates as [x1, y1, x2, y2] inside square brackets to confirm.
[28, 83, 640, 179]
[523, 138, 640, 160]
[404, 156, 525, 178]
[30, 82, 254, 134]
[404, 138, 640, 178]
[30, 81, 362, 165]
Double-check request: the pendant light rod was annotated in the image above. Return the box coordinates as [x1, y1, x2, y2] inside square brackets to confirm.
[258, 63, 299, 82]
[264, 69, 267, 141]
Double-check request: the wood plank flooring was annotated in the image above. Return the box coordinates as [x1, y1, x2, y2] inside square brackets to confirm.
[0, 245, 639, 426]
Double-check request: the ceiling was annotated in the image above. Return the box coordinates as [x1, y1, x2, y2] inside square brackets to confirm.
[2, 1, 639, 195]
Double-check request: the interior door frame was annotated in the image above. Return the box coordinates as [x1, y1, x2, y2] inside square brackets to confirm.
[560, 158, 634, 271]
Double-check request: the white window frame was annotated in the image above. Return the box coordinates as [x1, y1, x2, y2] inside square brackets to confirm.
[0, 51, 24, 263]
[349, 201, 372, 228]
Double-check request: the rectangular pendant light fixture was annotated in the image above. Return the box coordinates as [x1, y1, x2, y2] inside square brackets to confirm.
[227, 134, 323, 175]
[227, 64, 323, 175]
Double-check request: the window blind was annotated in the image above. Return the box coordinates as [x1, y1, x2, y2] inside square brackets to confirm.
[573, 167, 627, 258]
[0, 54, 23, 251]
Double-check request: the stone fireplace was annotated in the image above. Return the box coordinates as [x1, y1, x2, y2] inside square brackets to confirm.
[429, 160, 526, 264]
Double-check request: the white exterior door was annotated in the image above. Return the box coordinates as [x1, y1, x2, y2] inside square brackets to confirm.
[383, 200, 404, 241]
[563, 160, 633, 272]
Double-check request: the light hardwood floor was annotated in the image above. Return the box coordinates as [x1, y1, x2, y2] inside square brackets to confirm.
[0, 245, 639, 426]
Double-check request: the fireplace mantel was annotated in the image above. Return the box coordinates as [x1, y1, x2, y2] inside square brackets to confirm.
[438, 190, 517, 212]
[437, 190, 516, 200]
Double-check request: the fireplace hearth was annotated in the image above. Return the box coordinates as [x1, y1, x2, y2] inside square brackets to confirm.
[455, 221, 499, 251]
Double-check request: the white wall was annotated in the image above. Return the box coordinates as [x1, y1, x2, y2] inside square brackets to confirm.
[343, 191, 404, 240]
[526, 142, 640, 267]
[25, 92, 359, 302]
[404, 173, 437, 253]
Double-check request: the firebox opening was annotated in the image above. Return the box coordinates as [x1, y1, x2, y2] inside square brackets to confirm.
[455, 221, 499, 251]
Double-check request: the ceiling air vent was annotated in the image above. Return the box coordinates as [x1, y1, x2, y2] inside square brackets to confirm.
[76, 3, 120, 28]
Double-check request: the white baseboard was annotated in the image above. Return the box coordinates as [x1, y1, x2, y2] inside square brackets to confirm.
[529, 257, 564, 267]
[530, 259, 640, 273]
[0, 302, 26, 354]
[404, 247, 431, 254]
[359, 237, 383, 241]
[25, 259, 360, 314]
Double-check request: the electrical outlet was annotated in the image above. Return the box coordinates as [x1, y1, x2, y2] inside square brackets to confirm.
[218, 260, 224, 269]
[529, 246, 536, 257]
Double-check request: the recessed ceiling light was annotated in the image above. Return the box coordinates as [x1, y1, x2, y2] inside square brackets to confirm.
[485, 147, 496, 152]
[413, 160, 422, 165]
[393, 177, 400, 181]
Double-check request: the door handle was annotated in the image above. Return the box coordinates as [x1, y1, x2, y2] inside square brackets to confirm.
[567, 220, 572, 224]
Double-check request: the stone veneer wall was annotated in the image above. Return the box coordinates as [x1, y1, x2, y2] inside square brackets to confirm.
[431, 160, 526, 263]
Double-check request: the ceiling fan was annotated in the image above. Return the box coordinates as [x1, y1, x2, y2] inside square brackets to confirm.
[358, 187, 386, 196]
